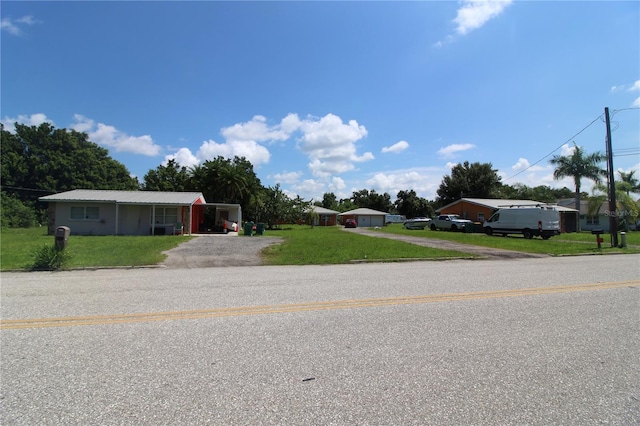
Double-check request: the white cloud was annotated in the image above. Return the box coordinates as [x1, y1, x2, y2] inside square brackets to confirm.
[291, 178, 328, 200]
[71, 115, 161, 156]
[628, 80, 640, 92]
[512, 157, 529, 171]
[295, 113, 372, 178]
[381, 140, 409, 154]
[221, 115, 292, 143]
[364, 167, 444, 200]
[270, 171, 303, 184]
[165, 148, 198, 169]
[165, 112, 373, 180]
[560, 143, 576, 157]
[1, 15, 39, 36]
[1, 113, 53, 132]
[632, 97, 640, 108]
[196, 138, 271, 166]
[453, 0, 513, 36]
[437, 143, 476, 159]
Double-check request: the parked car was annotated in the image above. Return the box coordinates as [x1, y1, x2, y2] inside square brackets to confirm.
[344, 219, 357, 228]
[430, 214, 473, 231]
[403, 217, 432, 230]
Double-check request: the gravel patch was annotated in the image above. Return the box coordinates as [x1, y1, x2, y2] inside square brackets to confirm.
[161, 234, 284, 268]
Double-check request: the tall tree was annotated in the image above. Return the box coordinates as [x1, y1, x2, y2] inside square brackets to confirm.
[1, 123, 138, 200]
[188, 156, 261, 214]
[350, 189, 392, 212]
[142, 159, 190, 191]
[549, 143, 606, 212]
[617, 170, 640, 196]
[320, 192, 339, 210]
[436, 161, 502, 207]
[395, 190, 434, 218]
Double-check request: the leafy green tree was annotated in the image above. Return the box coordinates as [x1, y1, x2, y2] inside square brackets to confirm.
[549, 143, 606, 212]
[395, 190, 434, 218]
[320, 192, 339, 210]
[1, 123, 138, 200]
[0, 192, 38, 228]
[257, 184, 298, 229]
[496, 184, 574, 203]
[188, 156, 261, 214]
[350, 189, 392, 212]
[436, 161, 502, 207]
[142, 159, 190, 191]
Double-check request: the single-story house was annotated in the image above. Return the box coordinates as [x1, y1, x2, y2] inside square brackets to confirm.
[338, 208, 388, 228]
[308, 206, 340, 226]
[436, 198, 579, 233]
[557, 199, 624, 232]
[39, 189, 242, 236]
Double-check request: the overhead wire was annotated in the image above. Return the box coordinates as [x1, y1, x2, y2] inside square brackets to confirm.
[503, 113, 604, 182]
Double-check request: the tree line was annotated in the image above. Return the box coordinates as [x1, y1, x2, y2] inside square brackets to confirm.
[2, 123, 637, 229]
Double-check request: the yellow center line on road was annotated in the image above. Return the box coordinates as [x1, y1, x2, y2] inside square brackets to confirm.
[1, 280, 637, 330]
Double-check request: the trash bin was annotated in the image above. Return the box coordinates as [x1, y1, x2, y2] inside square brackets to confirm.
[243, 222, 254, 236]
[54, 226, 70, 250]
[256, 223, 265, 235]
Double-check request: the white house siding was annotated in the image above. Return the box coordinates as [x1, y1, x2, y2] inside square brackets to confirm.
[53, 202, 116, 235]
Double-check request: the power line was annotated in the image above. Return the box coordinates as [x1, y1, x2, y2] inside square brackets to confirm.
[504, 113, 604, 182]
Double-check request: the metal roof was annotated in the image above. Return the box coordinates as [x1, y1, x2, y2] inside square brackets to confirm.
[39, 189, 205, 205]
[309, 206, 340, 215]
[337, 208, 388, 216]
[437, 198, 578, 213]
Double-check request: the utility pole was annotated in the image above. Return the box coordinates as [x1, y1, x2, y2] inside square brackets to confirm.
[604, 107, 618, 247]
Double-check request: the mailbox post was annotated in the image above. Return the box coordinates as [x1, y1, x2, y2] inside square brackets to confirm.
[55, 226, 70, 250]
[591, 229, 603, 250]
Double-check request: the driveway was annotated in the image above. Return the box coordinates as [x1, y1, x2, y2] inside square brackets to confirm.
[162, 228, 546, 269]
[161, 234, 284, 268]
[344, 227, 548, 260]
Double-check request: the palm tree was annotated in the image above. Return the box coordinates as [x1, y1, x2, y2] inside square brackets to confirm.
[618, 170, 640, 196]
[549, 143, 607, 212]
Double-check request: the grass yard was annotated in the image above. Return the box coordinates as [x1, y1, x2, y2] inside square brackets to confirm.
[378, 223, 640, 256]
[260, 225, 473, 265]
[0, 227, 193, 271]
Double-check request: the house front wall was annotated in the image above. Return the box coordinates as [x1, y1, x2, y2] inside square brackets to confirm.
[439, 201, 492, 222]
[50, 202, 192, 236]
[314, 214, 337, 226]
[51, 202, 117, 235]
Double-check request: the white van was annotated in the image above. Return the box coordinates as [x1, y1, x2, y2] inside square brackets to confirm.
[483, 205, 561, 239]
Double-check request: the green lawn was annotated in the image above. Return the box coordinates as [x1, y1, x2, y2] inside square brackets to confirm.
[260, 225, 473, 265]
[1, 227, 193, 271]
[2, 224, 638, 271]
[377, 223, 640, 256]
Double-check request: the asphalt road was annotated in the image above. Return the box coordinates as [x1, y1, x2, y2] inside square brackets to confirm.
[1, 255, 639, 425]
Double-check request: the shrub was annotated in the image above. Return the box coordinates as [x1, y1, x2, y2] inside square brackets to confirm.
[30, 245, 71, 271]
[1, 192, 37, 228]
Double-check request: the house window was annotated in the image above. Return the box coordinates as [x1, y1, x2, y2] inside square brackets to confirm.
[477, 212, 485, 222]
[153, 207, 178, 224]
[586, 215, 599, 225]
[70, 206, 99, 221]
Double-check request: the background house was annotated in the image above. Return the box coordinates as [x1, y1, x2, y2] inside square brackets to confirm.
[436, 198, 579, 233]
[39, 189, 242, 236]
[557, 199, 615, 232]
[338, 208, 388, 227]
[308, 206, 340, 226]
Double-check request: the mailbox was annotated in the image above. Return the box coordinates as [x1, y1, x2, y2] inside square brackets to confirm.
[591, 229, 603, 249]
[55, 226, 70, 250]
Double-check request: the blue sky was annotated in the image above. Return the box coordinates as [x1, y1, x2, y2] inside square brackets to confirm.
[2, 1, 639, 202]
